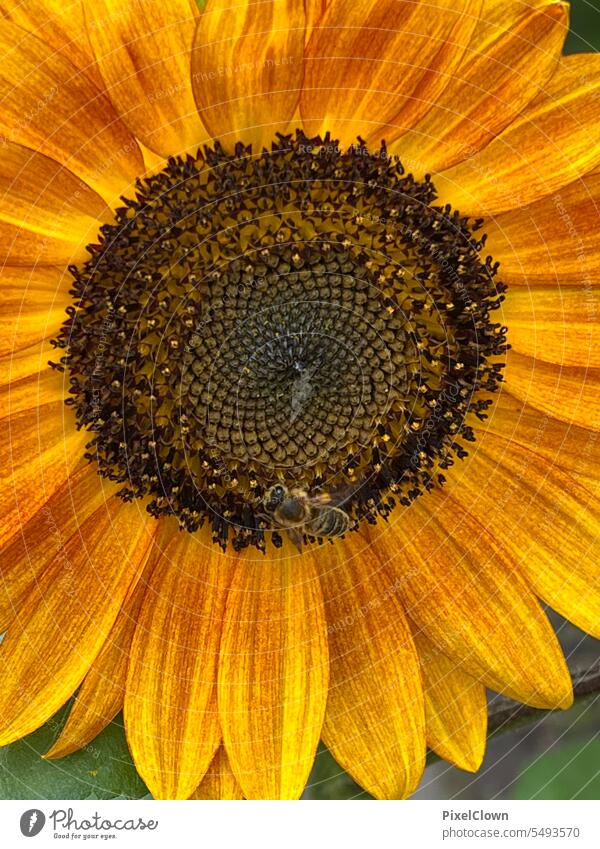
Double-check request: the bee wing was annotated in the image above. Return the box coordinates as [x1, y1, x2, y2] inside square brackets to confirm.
[315, 483, 361, 508]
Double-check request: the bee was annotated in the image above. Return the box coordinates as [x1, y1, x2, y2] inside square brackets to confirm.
[262, 483, 354, 551]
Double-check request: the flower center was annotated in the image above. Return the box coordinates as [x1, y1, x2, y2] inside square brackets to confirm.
[51, 132, 507, 552]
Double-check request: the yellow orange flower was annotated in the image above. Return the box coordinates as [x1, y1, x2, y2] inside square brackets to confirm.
[0, 0, 599, 801]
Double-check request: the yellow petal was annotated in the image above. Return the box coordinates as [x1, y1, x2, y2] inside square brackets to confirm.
[454, 431, 600, 639]
[412, 631, 486, 772]
[192, 0, 305, 151]
[484, 390, 600, 486]
[505, 350, 600, 431]
[125, 525, 231, 800]
[0, 0, 102, 86]
[393, 0, 567, 175]
[501, 285, 600, 368]
[304, 0, 327, 43]
[374, 493, 573, 708]
[219, 551, 328, 800]
[0, 498, 154, 745]
[0, 266, 71, 356]
[0, 367, 67, 418]
[84, 0, 205, 158]
[0, 401, 87, 549]
[190, 746, 244, 800]
[436, 54, 600, 215]
[0, 20, 144, 203]
[0, 340, 53, 387]
[0, 142, 109, 266]
[319, 539, 425, 799]
[486, 171, 600, 285]
[0, 464, 110, 633]
[300, 0, 480, 148]
[46, 565, 152, 759]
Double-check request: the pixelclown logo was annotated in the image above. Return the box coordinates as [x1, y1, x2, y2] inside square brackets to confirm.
[19, 809, 46, 837]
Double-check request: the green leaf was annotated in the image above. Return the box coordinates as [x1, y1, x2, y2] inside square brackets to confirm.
[303, 743, 372, 800]
[0, 703, 148, 800]
[514, 738, 600, 800]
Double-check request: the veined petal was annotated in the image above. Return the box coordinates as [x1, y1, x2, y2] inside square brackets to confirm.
[437, 54, 600, 215]
[0, 498, 155, 745]
[0, 340, 53, 387]
[84, 0, 206, 158]
[219, 552, 328, 800]
[0, 142, 109, 266]
[125, 525, 231, 800]
[505, 350, 600, 431]
[484, 391, 600, 486]
[0, 464, 111, 633]
[46, 564, 152, 759]
[393, 0, 568, 175]
[0, 0, 102, 85]
[192, 0, 305, 152]
[300, 0, 481, 148]
[319, 538, 425, 799]
[454, 431, 600, 639]
[0, 20, 144, 204]
[500, 285, 600, 368]
[374, 493, 573, 708]
[0, 368, 67, 418]
[304, 0, 327, 44]
[0, 266, 72, 357]
[0, 401, 87, 550]
[412, 631, 486, 772]
[485, 171, 600, 285]
[190, 746, 244, 800]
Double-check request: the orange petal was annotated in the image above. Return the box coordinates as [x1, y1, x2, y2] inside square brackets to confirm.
[46, 562, 153, 759]
[500, 284, 600, 368]
[0, 401, 87, 549]
[190, 745, 244, 800]
[0, 498, 154, 745]
[505, 349, 600, 431]
[124, 525, 231, 800]
[412, 631, 487, 772]
[219, 551, 328, 800]
[318, 539, 425, 799]
[304, 0, 327, 43]
[393, 0, 567, 175]
[300, 0, 480, 148]
[84, 0, 206, 158]
[0, 340, 54, 388]
[454, 431, 600, 640]
[0, 267, 71, 356]
[436, 54, 600, 215]
[0, 20, 144, 203]
[486, 171, 600, 285]
[0, 0, 102, 86]
[374, 493, 573, 709]
[192, 0, 305, 151]
[0, 142, 109, 266]
[484, 390, 600, 486]
[0, 367, 67, 419]
[0, 464, 111, 633]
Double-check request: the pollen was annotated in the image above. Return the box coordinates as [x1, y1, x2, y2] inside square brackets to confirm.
[50, 131, 507, 552]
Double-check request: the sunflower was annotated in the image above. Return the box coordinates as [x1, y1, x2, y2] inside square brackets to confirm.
[0, 0, 599, 802]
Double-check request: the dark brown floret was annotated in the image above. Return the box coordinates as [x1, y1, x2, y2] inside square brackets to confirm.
[50, 131, 507, 552]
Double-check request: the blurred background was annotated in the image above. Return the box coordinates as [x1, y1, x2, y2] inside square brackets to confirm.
[304, 0, 600, 800]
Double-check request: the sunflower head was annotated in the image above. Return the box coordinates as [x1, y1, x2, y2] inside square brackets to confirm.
[51, 131, 507, 551]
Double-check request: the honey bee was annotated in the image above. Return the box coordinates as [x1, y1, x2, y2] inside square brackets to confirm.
[262, 483, 354, 551]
